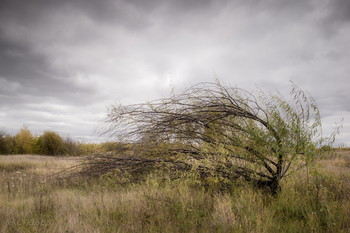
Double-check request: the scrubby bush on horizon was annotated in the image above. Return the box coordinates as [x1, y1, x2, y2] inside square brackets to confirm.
[37, 131, 66, 155]
[0, 128, 88, 156]
[103, 82, 338, 194]
[0, 130, 15, 154]
[14, 127, 36, 154]
[63, 137, 80, 156]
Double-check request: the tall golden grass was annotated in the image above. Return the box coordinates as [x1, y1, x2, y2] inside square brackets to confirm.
[0, 152, 349, 233]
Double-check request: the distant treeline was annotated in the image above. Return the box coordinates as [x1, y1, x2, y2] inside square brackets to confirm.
[0, 127, 122, 156]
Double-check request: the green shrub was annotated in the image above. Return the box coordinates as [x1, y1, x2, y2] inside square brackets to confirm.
[14, 127, 35, 154]
[37, 131, 66, 156]
[0, 131, 15, 154]
[63, 137, 80, 156]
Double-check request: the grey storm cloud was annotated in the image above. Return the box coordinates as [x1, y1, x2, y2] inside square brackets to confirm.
[327, 0, 350, 23]
[0, 37, 98, 107]
[0, 0, 349, 144]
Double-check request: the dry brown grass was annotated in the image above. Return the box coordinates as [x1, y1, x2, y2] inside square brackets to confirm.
[318, 150, 350, 175]
[211, 194, 236, 230]
[0, 151, 349, 233]
[0, 155, 81, 174]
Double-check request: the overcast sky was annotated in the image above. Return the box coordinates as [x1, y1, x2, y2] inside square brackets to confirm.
[0, 0, 349, 144]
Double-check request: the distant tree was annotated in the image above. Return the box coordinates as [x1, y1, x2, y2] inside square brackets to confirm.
[63, 137, 80, 156]
[0, 130, 11, 154]
[104, 82, 336, 194]
[38, 131, 65, 155]
[14, 127, 35, 154]
[4, 135, 16, 154]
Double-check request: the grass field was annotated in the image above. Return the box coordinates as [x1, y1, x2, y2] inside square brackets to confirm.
[0, 152, 350, 233]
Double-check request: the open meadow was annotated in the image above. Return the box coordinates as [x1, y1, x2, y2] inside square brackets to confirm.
[0, 150, 350, 233]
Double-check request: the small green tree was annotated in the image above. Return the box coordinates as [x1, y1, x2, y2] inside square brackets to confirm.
[105, 82, 337, 194]
[38, 131, 65, 155]
[5, 135, 16, 154]
[0, 130, 11, 154]
[14, 127, 35, 154]
[63, 137, 80, 156]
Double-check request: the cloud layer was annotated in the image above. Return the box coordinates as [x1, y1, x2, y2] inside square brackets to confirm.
[0, 0, 349, 144]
